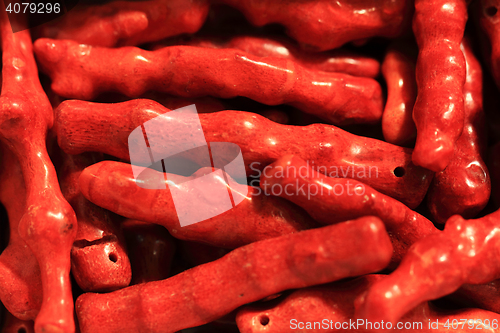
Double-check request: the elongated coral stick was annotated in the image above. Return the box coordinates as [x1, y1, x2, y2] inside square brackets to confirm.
[76, 216, 393, 333]
[35, 39, 383, 125]
[55, 100, 433, 208]
[381, 41, 417, 146]
[356, 208, 500, 324]
[237, 275, 500, 333]
[259, 155, 436, 263]
[411, 0, 468, 171]
[426, 39, 490, 223]
[218, 0, 412, 51]
[38, 0, 411, 51]
[38, 0, 209, 47]
[158, 35, 381, 78]
[0, 9, 77, 333]
[79, 161, 316, 248]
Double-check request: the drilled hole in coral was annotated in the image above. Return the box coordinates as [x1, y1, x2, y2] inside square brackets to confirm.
[18, 328, 27, 333]
[260, 315, 270, 326]
[109, 253, 118, 263]
[393, 167, 405, 177]
[487, 6, 498, 16]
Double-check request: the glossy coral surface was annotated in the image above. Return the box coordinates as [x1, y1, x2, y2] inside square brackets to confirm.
[76, 217, 392, 333]
[0, 5, 77, 332]
[411, 0, 468, 172]
[381, 41, 417, 146]
[357, 208, 500, 324]
[79, 161, 316, 248]
[237, 275, 500, 333]
[35, 39, 383, 125]
[426, 39, 490, 223]
[55, 100, 433, 208]
[260, 155, 436, 264]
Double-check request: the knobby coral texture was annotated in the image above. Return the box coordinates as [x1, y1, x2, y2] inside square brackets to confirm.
[0, 0, 500, 332]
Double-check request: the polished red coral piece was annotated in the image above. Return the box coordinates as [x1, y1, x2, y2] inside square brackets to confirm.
[412, 0, 468, 171]
[54, 99, 433, 208]
[356, 208, 500, 324]
[34, 39, 383, 125]
[159, 35, 381, 78]
[38, 0, 209, 47]
[381, 41, 417, 146]
[0, 0, 499, 331]
[76, 216, 393, 333]
[426, 39, 490, 223]
[79, 161, 316, 248]
[237, 275, 500, 333]
[218, 0, 413, 51]
[38, 0, 411, 51]
[0, 7, 77, 332]
[259, 155, 436, 264]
